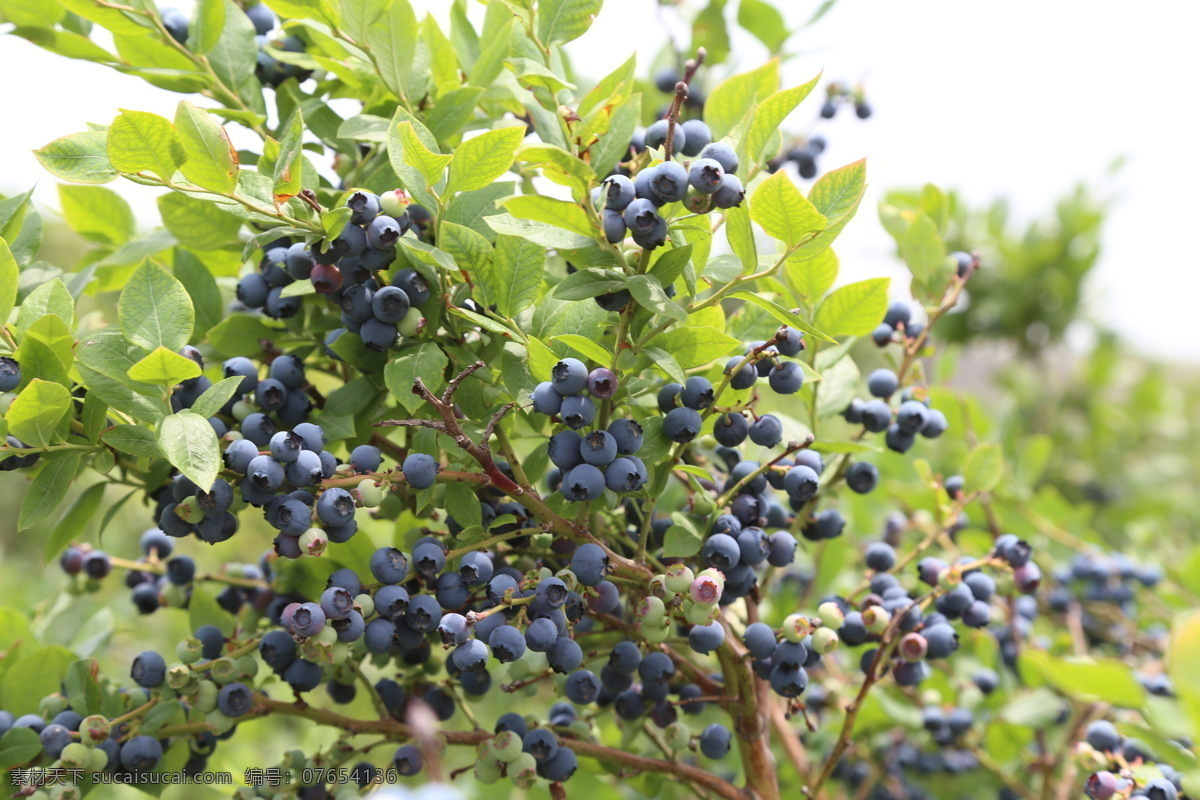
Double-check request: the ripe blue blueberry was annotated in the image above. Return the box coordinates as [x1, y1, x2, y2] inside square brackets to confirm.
[131, 651, 166, 688]
[560, 395, 596, 429]
[412, 541, 446, 577]
[699, 723, 732, 758]
[548, 637, 583, 673]
[565, 669, 601, 704]
[393, 744, 423, 776]
[623, 197, 662, 233]
[702, 533, 741, 570]
[551, 358, 588, 395]
[120, 735, 163, 772]
[768, 361, 804, 394]
[767, 531, 797, 567]
[883, 301, 911, 328]
[846, 461, 879, 494]
[679, 119, 713, 156]
[217, 682, 253, 717]
[404, 594, 442, 632]
[867, 368, 899, 398]
[743, 622, 777, 659]
[921, 409, 949, 438]
[688, 158, 725, 194]
[663, 407, 702, 443]
[371, 285, 410, 323]
[365, 215, 402, 249]
[644, 119, 685, 153]
[532, 381, 564, 415]
[896, 400, 930, 434]
[713, 412, 749, 447]
[688, 621, 725, 653]
[712, 174, 746, 208]
[699, 142, 739, 175]
[586, 367, 618, 399]
[402, 452, 439, 489]
[602, 174, 636, 210]
[749, 414, 783, 447]
[681, 376, 714, 410]
[570, 543, 609, 586]
[725, 356, 757, 390]
[349, 444, 382, 473]
[259, 629, 297, 671]
[562, 463, 605, 501]
[459, 550, 493, 585]
[783, 465, 819, 502]
[860, 400, 892, 432]
[607, 418, 643, 454]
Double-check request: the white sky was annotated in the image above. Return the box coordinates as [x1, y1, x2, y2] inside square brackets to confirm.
[1, 0, 1196, 359]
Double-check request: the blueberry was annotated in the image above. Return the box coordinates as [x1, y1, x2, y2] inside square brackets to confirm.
[130, 650, 166, 688]
[663, 407, 702, 443]
[548, 636, 582, 673]
[962, 600, 991, 628]
[856, 399, 890, 433]
[623, 197, 662, 234]
[265, 286, 301, 319]
[560, 394, 596, 429]
[332, 222, 367, 255]
[365, 215, 402, 249]
[284, 242, 313, 279]
[564, 669, 601, 704]
[688, 158, 725, 194]
[725, 356, 757, 390]
[657, 382, 682, 412]
[681, 376, 714, 410]
[120, 734, 163, 772]
[314, 488, 354, 528]
[805, 509, 845, 541]
[638, 651, 674, 685]
[602, 174, 636, 210]
[767, 531, 797, 567]
[371, 285, 410, 323]
[883, 301, 910, 328]
[895, 400, 930, 434]
[412, 541, 446, 577]
[166, 555, 196, 584]
[290, 602, 326, 637]
[679, 119, 712, 156]
[699, 142, 739, 175]
[921, 409, 949, 438]
[391, 743, 423, 776]
[393, 268, 431, 306]
[770, 664, 810, 698]
[217, 682, 253, 717]
[689, 621, 725, 654]
[846, 461, 878, 494]
[644, 119, 685, 154]
[551, 358, 588, 395]
[595, 288, 631, 311]
[548, 430, 585, 470]
[237, 272, 270, 307]
[348, 444, 382, 473]
[404, 594, 442, 632]
[965, 571, 995, 601]
[532, 381, 564, 415]
[712, 174, 746, 208]
[871, 323, 894, 347]
[604, 457, 647, 492]
[854, 100, 872, 119]
[867, 368, 899, 398]
[258, 629, 297, 671]
[161, 6, 189, 43]
[702, 533, 741, 570]
[783, 465, 819, 502]
[884, 423, 915, 453]
[402, 452, 439, 489]
[650, 161, 690, 203]
[699, 723, 731, 758]
[923, 623, 959, 658]
[240, 412, 276, 447]
[0, 358, 20, 392]
[993, 533, 1032, 567]
[607, 418, 644, 454]
[749, 414, 783, 447]
[712, 412, 748, 447]
[599, 208, 627, 243]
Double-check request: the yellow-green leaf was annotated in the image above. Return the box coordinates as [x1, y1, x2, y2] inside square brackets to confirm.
[446, 126, 526, 194]
[107, 109, 186, 181]
[127, 346, 203, 386]
[750, 170, 827, 248]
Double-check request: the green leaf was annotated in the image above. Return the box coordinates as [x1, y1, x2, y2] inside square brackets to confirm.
[273, 109, 305, 198]
[750, 170, 828, 248]
[17, 277, 75, 331]
[526, 335, 559, 382]
[737, 0, 788, 52]
[628, 275, 686, 322]
[188, 0, 226, 54]
[101, 424, 163, 459]
[366, 0, 418, 99]
[107, 109, 186, 181]
[809, 158, 867, 223]
[648, 245, 693, 289]
[553, 268, 625, 300]
[384, 343, 449, 413]
[998, 687, 1067, 728]
[139, 699, 184, 737]
[206, 314, 280, 358]
[189, 376, 244, 420]
[206, 0, 261, 117]
[506, 57, 577, 94]
[0, 238, 17, 324]
[127, 345, 202, 386]
[34, 130, 117, 184]
[963, 442, 1004, 493]
[1168, 612, 1200, 736]
[0, 727, 41, 769]
[394, 120, 452, 187]
[45, 482, 105, 562]
[692, 0, 730, 65]
[477, 234, 543, 317]
[588, 96, 640, 178]
[550, 334, 612, 366]
[157, 411, 220, 490]
[663, 524, 703, 558]
[76, 330, 168, 423]
[188, 587, 236, 637]
[704, 60, 779, 140]
[725, 204, 756, 273]
[741, 74, 821, 168]
[173, 249, 223, 338]
[902, 211, 945, 281]
[158, 193, 241, 250]
[18, 451, 81, 531]
[64, 658, 103, 716]
[425, 86, 486, 146]
[58, 184, 134, 245]
[537, 0, 603, 45]
[6, 378, 71, 447]
[439, 221, 493, 278]
[446, 126, 526, 194]
[649, 326, 740, 369]
[785, 247, 838, 303]
[174, 101, 239, 193]
[729, 291, 836, 343]
[814, 277, 890, 337]
[502, 195, 594, 238]
[118, 259, 195, 353]
[1019, 650, 1147, 709]
[579, 53, 636, 117]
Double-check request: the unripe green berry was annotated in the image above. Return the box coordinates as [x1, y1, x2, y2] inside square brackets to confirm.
[817, 601, 845, 628]
[665, 721, 691, 750]
[162, 582, 188, 607]
[354, 479, 385, 508]
[664, 563, 695, 594]
[863, 605, 890, 633]
[61, 743, 91, 768]
[509, 752, 538, 789]
[168, 662, 196, 689]
[555, 569, 578, 592]
[174, 496, 205, 524]
[379, 188, 408, 217]
[193, 680, 218, 713]
[177, 638, 203, 664]
[49, 785, 81, 800]
[636, 596, 667, 626]
[648, 574, 672, 599]
[640, 622, 670, 643]
[811, 627, 840, 654]
[684, 599, 718, 625]
[208, 658, 238, 684]
[398, 313, 424, 337]
[236, 655, 259, 679]
[87, 748, 109, 771]
[40, 694, 68, 716]
[353, 593, 375, 618]
[231, 400, 253, 421]
[299, 527, 328, 557]
[79, 715, 109, 746]
[492, 730, 523, 762]
[205, 708, 235, 735]
[781, 614, 810, 642]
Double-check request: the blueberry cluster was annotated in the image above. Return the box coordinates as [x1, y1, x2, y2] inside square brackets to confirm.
[160, 4, 312, 88]
[599, 126, 743, 250]
[843, 368, 948, 454]
[820, 80, 873, 120]
[720, 325, 808, 397]
[0, 357, 38, 471]
[532, 358, 649, 501]
[1047, 551, 1164, 653]
[1081, 720, 1187, 800]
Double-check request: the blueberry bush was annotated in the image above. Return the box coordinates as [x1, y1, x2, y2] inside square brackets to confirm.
[0, 1, 1197, 800]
